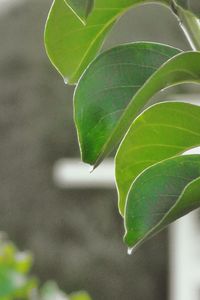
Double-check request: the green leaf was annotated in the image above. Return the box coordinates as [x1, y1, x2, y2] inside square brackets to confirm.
[76, 49, 200, 167]
[64, 0, 94, 24]
[174, 0, 200, 16]
[74, 42, 181, 164]
[174, 3, 200, 51]
[44, 0, 169, 83]
[0, 239, 37, 298]
[124, 155, 200, 249]
[41, 281, 68, 300]
[70, 291, 92, 300]
[116, 102, 200, 215]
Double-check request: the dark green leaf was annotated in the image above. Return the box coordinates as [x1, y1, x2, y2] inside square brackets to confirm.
[124, 155, 200, 248]
[74, 42, 181, 164]
[116, 102, 200, 215]
[78, 50, 200, 167]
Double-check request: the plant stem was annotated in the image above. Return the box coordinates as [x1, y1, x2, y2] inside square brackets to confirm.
[174, 5, 200, 51]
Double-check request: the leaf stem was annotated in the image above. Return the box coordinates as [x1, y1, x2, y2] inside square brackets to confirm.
[172, 4, 200, 51]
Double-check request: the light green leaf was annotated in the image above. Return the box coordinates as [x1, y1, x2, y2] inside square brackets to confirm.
[70, 291, 92, 300]
[116, 102, 200, 215]
[0, 239, 37, 298]
[64, 0, 94, 24]
[41, 281, 68, 300]
[79, 50, 200, 168]
[124, 155, 200, 248]
[45, 0, 169, 83]
[74, 42, 181, 164]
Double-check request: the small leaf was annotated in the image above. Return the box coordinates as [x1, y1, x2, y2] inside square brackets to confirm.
[45, 0, 170, 83]
[0, 240, 37, 298]
[124, 155, 200, 248]
[116, 102, 200, 215]
[70, 291, 92, 300]
[41, 281, 69, 300]
[74, 42, 181, 164]
[64, 0, 94, 24]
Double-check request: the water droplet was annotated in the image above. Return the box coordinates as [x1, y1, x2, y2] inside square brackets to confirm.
[127, 245, 138, 255]
[127, 247, 133, 255]
[64, 77, 68, 85]
[89, 165, 94, 173]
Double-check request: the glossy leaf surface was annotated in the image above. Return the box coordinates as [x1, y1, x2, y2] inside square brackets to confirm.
[64, 0, 94, 24]
[116, 102, 200, 215]
[124, 155, 200, 248]
[45, 0, 169, 83]
[74, 42, 181, 164]
[75, 48, 200, 166]
[95, 52, 200, 167]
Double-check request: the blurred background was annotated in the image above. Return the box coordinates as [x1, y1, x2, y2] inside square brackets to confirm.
[0, 1, 199, 299]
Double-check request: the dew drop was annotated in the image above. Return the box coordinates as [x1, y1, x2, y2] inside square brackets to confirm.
[127, 247, 133, 255]
[127, 245, 138, 256]
[64, 77, 68, 85]
[89, 165, 94, 173]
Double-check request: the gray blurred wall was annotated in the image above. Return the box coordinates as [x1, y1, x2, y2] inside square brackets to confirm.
[0, 1, 193, 299]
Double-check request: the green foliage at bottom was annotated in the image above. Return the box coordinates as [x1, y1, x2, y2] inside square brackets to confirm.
[0, 234, 92, 300]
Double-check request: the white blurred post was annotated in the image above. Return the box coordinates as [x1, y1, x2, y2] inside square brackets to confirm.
[168, 96, 200, 300]
[53, 158, 115, 189]
[169, 211, 200, 300]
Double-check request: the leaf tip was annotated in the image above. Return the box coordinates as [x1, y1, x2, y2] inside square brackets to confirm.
[89, 165, 95, 173]
[123, 230, 139, 249]
[123, 231, 131, 246]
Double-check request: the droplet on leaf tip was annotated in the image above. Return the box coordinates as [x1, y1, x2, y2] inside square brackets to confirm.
[127, 247, 133, 255]
[64, 77, 68, 85]
[127, 245, 138, 255]
[89, 165, 94, 173]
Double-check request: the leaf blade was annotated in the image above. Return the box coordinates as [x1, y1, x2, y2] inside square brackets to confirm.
[74, 42, 181, 164]
[124, 155, 200, 248]
[115, 102, 200, 215]
[93, 51, 200, 167]
[44, 0, 170, 83]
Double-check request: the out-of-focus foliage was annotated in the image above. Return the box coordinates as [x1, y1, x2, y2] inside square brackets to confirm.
[0, 234, 91, 300]
[0, 233, 36, 299]
[69, 291, 92, 300]
[41, 281, 92, 300]
[40, 281, 68, 300]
